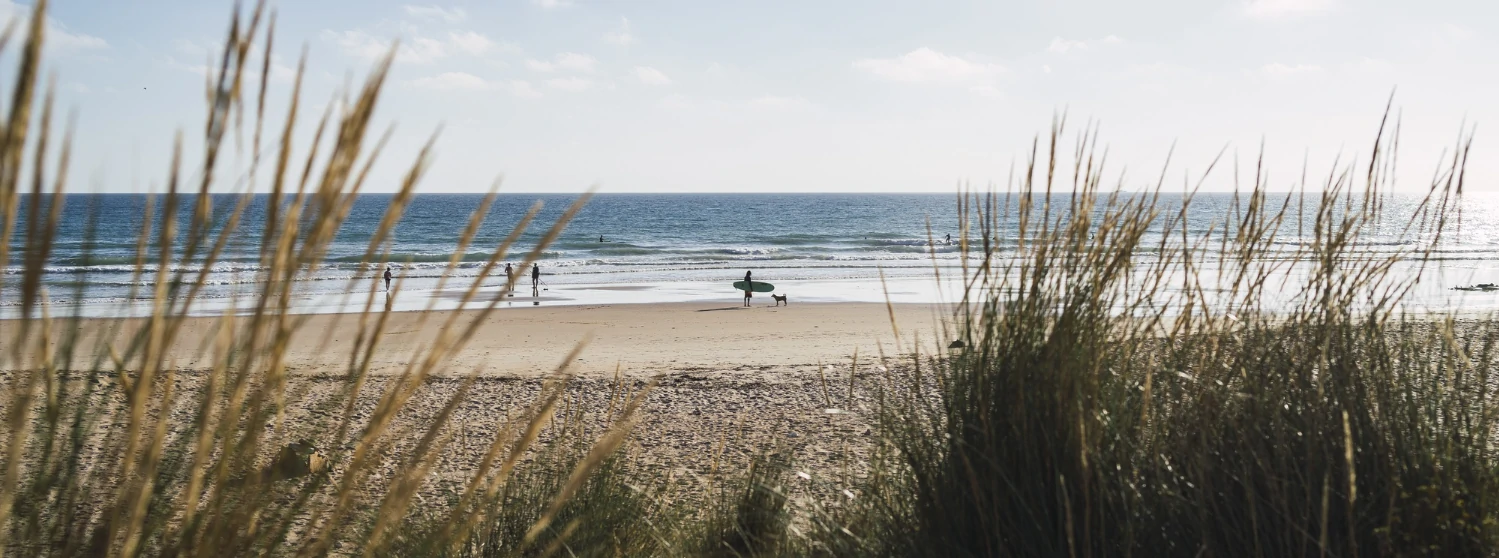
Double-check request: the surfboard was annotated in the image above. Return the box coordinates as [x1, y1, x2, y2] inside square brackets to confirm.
[732, 281, 776, 293]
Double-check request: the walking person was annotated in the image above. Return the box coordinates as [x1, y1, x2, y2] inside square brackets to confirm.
[743, 270, 753, 307]
[504, 263, 513, 290]
[383, 266, 393, 293]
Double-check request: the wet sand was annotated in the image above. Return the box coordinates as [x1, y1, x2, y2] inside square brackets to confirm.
[19, 301, 953, 378]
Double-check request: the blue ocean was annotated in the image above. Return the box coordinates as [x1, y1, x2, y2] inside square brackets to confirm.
[4, 192, 1499, 316]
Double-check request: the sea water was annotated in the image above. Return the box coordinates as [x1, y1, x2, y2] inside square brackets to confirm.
[3, 192, 1499, 317]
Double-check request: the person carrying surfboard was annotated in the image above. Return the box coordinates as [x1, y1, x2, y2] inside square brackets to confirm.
[733, 273, 773, 305]
[743, 270, 753, 307]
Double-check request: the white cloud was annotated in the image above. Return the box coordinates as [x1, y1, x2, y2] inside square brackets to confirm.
[1439, 23, 1476, 43]
[634, 66, 671, 85]
[403, 5, 467, 23]
[322, 29, 499, 63]
[652, 94, 815, 113]
[1243, 0, 1335, 19]
[747, 95, 813, 110]
[1047, 35, 1124, 54]
[173, 38, 211, 59]
[0, 2, 107, 53]
[603, 17, 635, 46]
[852, 48, 1002, 84]
[324, 30, 429, 63]
[167, 39, 296, 83]
[533, 0, 572, 8]
[1048, 38, 1088, 54]
[526, 52, 597, 73]
[1042, 65, 1052, 74]
[656, 93, 693, 111]
[447, 31, 494, 55]
[510, 80, 543, 98]
[1345, 57, 1393, 74]
[1130, 61, 1180, 75]
[969, 85, 1001, 98]
[546, 77, 593, 91]
[409, 71, 493, 91]
[1260, 62, 1323, 77]
[52, 29, 107, 51]
[407, 73, 543, 98]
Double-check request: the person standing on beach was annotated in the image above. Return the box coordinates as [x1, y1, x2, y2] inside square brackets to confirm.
[383, 266, 393, 292]
[743, 270, 753, 307]
[504, 263, 513, 290]
[532, 263, 541, 288]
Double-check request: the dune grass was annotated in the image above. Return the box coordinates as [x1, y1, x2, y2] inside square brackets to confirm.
[830, 117, 1496, 557]
[2, 2, 1497, 557]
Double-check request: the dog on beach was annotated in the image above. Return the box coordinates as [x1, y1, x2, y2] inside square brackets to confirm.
[771, 293, 788, 306]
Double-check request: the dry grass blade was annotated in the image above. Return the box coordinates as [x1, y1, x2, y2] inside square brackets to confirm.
[523, 377, 657, 546]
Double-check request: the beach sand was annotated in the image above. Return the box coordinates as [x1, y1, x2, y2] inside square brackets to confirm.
[7, 301, 954, 510]
[26, 301, 951, 378]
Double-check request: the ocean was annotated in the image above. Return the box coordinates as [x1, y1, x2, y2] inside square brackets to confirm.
[3, 192, 1499, 317]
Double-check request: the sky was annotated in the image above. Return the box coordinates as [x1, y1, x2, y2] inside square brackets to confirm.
[13, 0, 1499, 193]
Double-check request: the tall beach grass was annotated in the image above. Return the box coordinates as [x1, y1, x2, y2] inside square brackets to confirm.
[830, 116, 1495, 557]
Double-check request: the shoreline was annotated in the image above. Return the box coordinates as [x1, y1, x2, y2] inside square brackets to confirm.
[0, 275, 970, 320]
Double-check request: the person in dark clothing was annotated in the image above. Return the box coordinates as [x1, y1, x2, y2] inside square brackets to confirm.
[383, 266, 393, 292]
[532, 263, 541, 288]
[743, 270, 753, 307]
[504, 263, 513, 290]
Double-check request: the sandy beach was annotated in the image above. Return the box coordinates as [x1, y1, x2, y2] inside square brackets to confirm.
[2, 301, 954, 524]
[19, 301, 952, 378]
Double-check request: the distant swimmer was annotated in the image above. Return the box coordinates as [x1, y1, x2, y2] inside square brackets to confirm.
[383, 266, 393, 292]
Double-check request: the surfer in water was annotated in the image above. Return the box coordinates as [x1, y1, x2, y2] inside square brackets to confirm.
[599, 235, 605, 242]
[945, 233, 952, 244]
[743, 270, 753, 307]
[383, 266, 393, 293]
